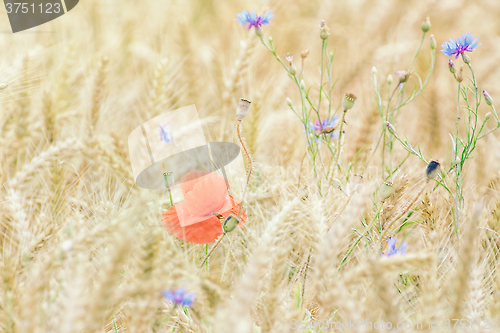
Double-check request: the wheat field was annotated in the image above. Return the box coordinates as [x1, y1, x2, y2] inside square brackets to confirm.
[2, 0, 500, 332]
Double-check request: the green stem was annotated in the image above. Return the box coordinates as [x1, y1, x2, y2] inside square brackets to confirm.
[334, 109, 348, 173]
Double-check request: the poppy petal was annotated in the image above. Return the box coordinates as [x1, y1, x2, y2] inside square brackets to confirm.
[161, 195, 248, 244]
[178, 170, 211, 196]
[182, 173, 229, 216]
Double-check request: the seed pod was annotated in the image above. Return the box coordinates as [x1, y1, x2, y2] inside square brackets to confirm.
[236, 98, 251, 120]
[342, 93, 357, 110]
[379, 182, 394, 201]
[421, 17, 431, 33]
[223, 214, 240, 233]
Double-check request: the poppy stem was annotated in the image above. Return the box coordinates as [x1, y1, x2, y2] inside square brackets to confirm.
[163, 172, 174, 206]
[236, 120, 253, 218]
[199, 233, 226, 268]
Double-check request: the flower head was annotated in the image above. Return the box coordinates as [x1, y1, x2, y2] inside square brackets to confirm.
[161, 171, 247, 244]
[285, 53, 294, 65]
[235, 9, 274, 31]
[319, 20, 330, 40]
[382, 237, 408, 256]
[162, 287, 195, 306]
[441, 32, 481, 59]
[395, 71, 411, 84]
[304, 116, 339, 141]
[159, 123, 173, 143]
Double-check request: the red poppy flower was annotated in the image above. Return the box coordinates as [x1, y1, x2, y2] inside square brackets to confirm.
[161, 171, 247, 244]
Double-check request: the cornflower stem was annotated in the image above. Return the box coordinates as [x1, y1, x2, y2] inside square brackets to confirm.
[328, 192, 352, 232]
[378, 180, 428, 246]
[408, 32, 426, 72]
[384, 34, 434, 177]
[300, 57, 305, 81]
[453, 82, 461, 234]
[156, 305, 177, 327]
[301, 249, 312, 301]
[389, 128, 452, 196]
[220, 234, 235, 282]
[317, 39, 327, 126]
[199, 233, 226, 269]
[340, 202, 385, 267]
[163, 171, 174, 206]
[333, 108, 348, 173]
[236, 120, 253, 218]
[259, 35, 330, 193]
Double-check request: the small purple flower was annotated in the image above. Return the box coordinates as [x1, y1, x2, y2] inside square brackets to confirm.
[441, 32, 481, 59]
[285, 53, 294, 65]
[162, 287, 195, 307]
[303, 116, 339, 142]
[159, 123, 173, 143]
[235, 9, 274, 31]
[382, 237, 408, 256]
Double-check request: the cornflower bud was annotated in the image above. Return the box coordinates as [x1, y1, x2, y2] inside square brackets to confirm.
[386, 121, 396, 135]
[387, 74, 393, 85]
[372, 67, 377, 75]
[426, 160, 441, 180]
[483, 90, 493, 106]
[462, 53, 471, 65]
[448, 59, 456, 74]
[485, 112, 492, 121]
[300, 80, 305, 90]
[429, 35, 436, 49]
[320, 20, 330, 40]
[456, 65, 464, 83]
[236, 98, 251, 120]
[269, 37, 275, 51]
[342, 93, 357, 110]
[286, 97, 293, 107]
[421, 17, 431, 33]
[300, 48, 310, 59]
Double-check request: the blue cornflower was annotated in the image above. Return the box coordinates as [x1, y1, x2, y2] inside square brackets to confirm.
[162, 287, 195, 307]
[441, 32, 481, 59]
[159, 123, 173, 143]
[303, 116, 340, 142]
[382, 237, 408, 256]
[235, 9, 274, 31]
